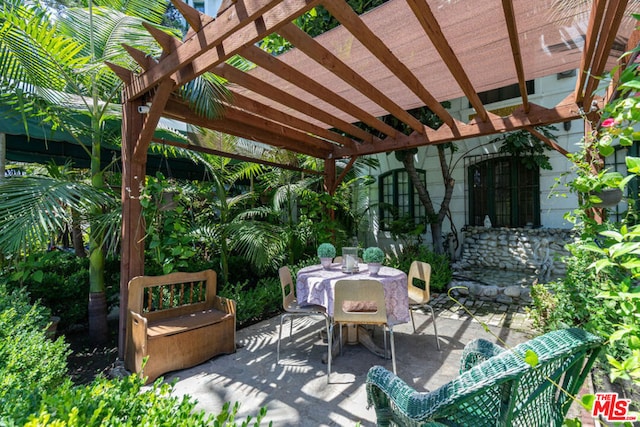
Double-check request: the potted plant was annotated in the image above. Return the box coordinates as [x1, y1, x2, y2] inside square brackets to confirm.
[363, 247, 385, 275]
[317, 243, 336, 269]
[572, 169, 627, 208]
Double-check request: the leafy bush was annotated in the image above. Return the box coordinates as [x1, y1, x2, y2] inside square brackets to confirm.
[0, 251, 121, 328]
[528, 249, 615, 334]
[0, 284, 268, 426]
[0, 284, 70, 423]
[387, 245, 452, 292]
[220, 276, 281, 328]
[24, 374, 267, 427]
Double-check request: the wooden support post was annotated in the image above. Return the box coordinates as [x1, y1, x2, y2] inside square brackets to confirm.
[324, 157, 336, 196]
[118, 98, 148, 359]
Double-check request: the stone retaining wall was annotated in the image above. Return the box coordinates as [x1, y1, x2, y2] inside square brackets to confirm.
[449, 226, 576, 304]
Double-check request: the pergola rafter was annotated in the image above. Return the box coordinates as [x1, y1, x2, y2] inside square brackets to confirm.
[110, 0, 638, 357]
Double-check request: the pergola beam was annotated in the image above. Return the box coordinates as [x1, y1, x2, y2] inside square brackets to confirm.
[240, 44, 400, 138]
[501, 0, 529, 113]
[276, 22, 426, 133]
[163, 99, 333, 158]
[402, 0, 488, 124]
[229, 91, 357, 147]
[338, 99, 583, 157]
[214, 62, 376, 144]
[127, 0, 318, 99]
[154, 137, 322, 175]
[582, 0, 629, 112]
[322, 0, 459, 130]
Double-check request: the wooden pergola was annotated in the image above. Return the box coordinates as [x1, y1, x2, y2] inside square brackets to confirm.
[109, 0, 637, 356]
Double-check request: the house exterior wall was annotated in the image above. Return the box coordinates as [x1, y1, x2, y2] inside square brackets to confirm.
[359, 73, 588, 258]
[186, 0, 222, 17]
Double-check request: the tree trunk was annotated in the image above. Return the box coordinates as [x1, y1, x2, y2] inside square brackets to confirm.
[0, 133, 5, 179]
[71, 209, 87, 258]
[88, 291, 108, 344]
[88, 109, 108, 344]
[400, 145, 455, 254]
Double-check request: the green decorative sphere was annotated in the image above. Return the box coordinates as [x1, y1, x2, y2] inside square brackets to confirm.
[363, 247, 385, 264]
[317, 243, 336, 258]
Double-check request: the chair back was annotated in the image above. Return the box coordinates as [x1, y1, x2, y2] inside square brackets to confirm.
[279, 266, 296, 310]
[334, 279, 387, 325]
[408, 261, 431, 303]
[366, 328, 603, 427]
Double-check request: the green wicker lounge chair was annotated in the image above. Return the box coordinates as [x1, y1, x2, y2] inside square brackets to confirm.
[366, 328, 602, 427]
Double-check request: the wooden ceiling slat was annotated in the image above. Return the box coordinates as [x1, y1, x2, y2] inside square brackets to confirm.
[575, 0, 607, 105]
[172, 0, 323, 93]
[170, 0, 213, 32]
[155, 137, 321, 175]
[230, 91, 357, 147]
[105, 62, 133, 84]
[582, 0, 629, 112]
[215, 63, 376, 144]
[127, 0, 304, 99]
[501, 0, 529, 113]
[222, 105, 341, 152]
[240, 44, 400, 138]
[141, 22, 183, 57]
[321, 0, 458, 130]
[403, 0, 489, 123]
[276, 22, 426, 133]
[164, 100, 333, 158]
[212, 120, 332, 157]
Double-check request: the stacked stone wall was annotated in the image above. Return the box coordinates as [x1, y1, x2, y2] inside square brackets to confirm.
[449, 227, 576, 304]
[458, 227, 574, 276]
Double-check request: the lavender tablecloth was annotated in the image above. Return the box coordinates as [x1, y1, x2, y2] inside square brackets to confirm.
[296, 263, 410, 325]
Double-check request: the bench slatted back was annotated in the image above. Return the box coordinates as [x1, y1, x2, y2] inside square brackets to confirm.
[128, 270, 218, 322]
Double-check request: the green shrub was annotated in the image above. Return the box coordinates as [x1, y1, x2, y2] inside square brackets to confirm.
[23, 374, 267, 427]
[220, 276, 281, 328]
[387, 245, 452, 292]
[0, 284, 268, 426]
[0, 251, 121, 328]
[0, 284, 70, 423]
[527, 245, 630, 364]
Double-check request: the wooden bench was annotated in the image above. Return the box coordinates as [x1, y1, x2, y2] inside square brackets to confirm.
[125, 269, 236, 384]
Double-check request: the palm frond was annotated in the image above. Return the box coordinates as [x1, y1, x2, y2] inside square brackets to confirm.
[227, 220, 287, 273]
[0, 176, 118, 254]
[95, 0, 170, 25]
[180, 72, 230, 119]
[0, 5, 88, 95]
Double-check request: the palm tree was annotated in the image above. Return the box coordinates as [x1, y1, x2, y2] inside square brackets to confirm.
[0, 0, 227, 342]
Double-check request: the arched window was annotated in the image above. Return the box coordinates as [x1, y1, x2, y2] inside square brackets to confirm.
[468, 156, 540, 227]
[378, 169, 426, 231]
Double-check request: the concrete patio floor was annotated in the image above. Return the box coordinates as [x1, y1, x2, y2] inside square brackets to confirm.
[160, 294, 566, 426]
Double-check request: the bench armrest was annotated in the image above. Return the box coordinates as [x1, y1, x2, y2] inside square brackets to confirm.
[459, 338, 505, 373]
[127, 310, 149, 374]
[212, 295, 236, 315]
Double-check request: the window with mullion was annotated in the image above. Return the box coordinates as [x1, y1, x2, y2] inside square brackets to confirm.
[468, 156, 540, 228]
[379, 169, 426, 231]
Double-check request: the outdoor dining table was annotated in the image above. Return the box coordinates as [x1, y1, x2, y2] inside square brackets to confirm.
[296, 263, 410, 361]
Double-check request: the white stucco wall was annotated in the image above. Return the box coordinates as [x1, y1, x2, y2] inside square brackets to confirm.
[359, 73, 591, 254]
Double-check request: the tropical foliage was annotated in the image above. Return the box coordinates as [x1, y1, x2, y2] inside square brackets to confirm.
[529, 34, 640, 413]
[0, 0, 228, 342]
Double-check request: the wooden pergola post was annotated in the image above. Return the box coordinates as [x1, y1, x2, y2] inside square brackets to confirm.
[118, 98, 147, 359]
